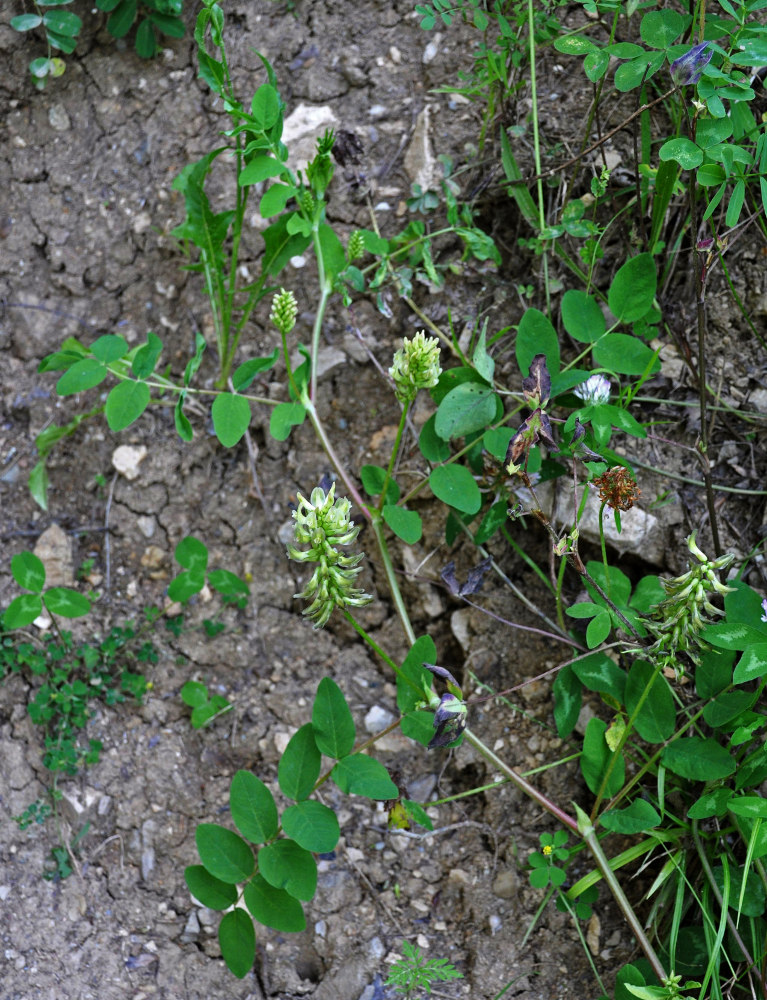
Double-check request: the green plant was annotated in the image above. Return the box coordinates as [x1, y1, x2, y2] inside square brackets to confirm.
[180, 679, 232, 729]
[10, 0, 186, 88]
[385, 939, 464, 996]
[30, 1, 767, 995]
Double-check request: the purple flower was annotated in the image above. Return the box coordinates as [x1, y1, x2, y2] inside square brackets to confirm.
[761, 597, 767, 624]
[670, 41, 713, 87]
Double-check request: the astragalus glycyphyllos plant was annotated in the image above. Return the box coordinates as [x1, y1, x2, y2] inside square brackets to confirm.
[29, 2, 767, 995]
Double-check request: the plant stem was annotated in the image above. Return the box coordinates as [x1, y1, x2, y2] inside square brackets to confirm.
[576, 806, 668, 984]
[377, 403, 409, 514]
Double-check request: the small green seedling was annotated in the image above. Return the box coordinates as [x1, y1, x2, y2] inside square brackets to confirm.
[180, 680, 232, 729]
[385, 939, 464, 996]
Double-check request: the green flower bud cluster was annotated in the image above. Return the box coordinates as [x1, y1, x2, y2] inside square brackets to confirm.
[270, 288, 298, 336]
[389, 331, 442, 404]
[298, 189, 315, 217]
[644, 532, 734, 678]
[347, 230, 365, 262]
[287, 483, 372, 628]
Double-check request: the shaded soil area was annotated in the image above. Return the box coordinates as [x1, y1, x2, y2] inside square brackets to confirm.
[1, 2, 766, 999]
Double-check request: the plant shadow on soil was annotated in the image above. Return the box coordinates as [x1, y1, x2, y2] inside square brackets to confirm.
[2, 1, 767, 999]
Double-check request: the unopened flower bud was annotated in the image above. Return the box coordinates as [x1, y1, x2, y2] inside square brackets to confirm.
[347, 230, 365, 262]
[389, 331, 442, 404]
[270, 288, 298, 336]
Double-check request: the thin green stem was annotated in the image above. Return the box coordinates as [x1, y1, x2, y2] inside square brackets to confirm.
[310, 219, 332, 404]
[377, 403, 409, 514]
[576, 806, 668, 984]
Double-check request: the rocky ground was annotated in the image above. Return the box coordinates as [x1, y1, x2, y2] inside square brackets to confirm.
[1, 1, 766, 999]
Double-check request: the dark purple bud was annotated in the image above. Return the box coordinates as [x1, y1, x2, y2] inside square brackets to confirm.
[670, 41, 713, 87]
[428, 694, 467, 750]
[522, 354, 551, 408]
[423, 662, 461, 689]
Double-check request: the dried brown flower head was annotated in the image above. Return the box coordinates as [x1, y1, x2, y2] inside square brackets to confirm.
[592, 466, 641, 511]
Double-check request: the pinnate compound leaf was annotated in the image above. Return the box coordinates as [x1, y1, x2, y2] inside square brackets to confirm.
[561, 290, 605, 343]
[625, 659, 675, 743]
[232, 349, 279, 391]
[56, 358, 108, 396]
[3, 594, 44, 629]
[131, 331, 163, 379]
[105, 380, 151, 432]
[607, 253, 657, 323]
[90, 334, 129, 363]
[592, 334, 660, 377]
[196, 824, 255, 883]
[419, 414, 450, 462]
[11, 551, 46, 592]
[712, 864, 765, 917]
[704, 622, 767, 650]
[360, 464, 400, 503]
[11, 14, 43, 30]
[516, 308, 560, 378]
[400, 709, 433, 747]
[640, 9, 685, 49]
[43, 588, 91, 618]
[180, 680, 208, 708]
[281, 800, 340, 854]
[208, 569, 250, 602]
[571, 651, 626, 702]
[218, 908, 255, 979]
[659, 137, 703, 169]
[661, 737, 735, 781]
[312, 678, 355, 759]
[106, 0, 138, 39]
[244, 875, 305, 932]
[397, 635, 436, 713]
[687, 787, 733, 819]
[258, 840, 317, 900]
[733, 643, 767, 684]
[586, 610, 613, 648]
[230, 770, 279, 844]
[553, 664, 582, 739]
[601, 800, 661, 834]
[331, 754, 399, 800]
[269, 401, 306, 441]
[184, 864, 238, 910]
[278, 723, 321, 801]
[429, 465, 481, 514]
[168, 569, 205, 603]
[434, 383, 498, 440]
[212, 393, 251, 448]
[383, 505, 422, 544]
[175, 535, 208, 572]
[581, 717, 625, 796]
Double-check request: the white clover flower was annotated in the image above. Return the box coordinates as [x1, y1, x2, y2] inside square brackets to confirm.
[761, 597, 767, 624]
[574, 373, 611, 405]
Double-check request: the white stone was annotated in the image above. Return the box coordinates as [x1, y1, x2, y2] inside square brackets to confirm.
[364, 705, 395, 734]
[281, 104, 338, 174]
[404, 107, 439, 193]
[112, 444, 148, 480]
